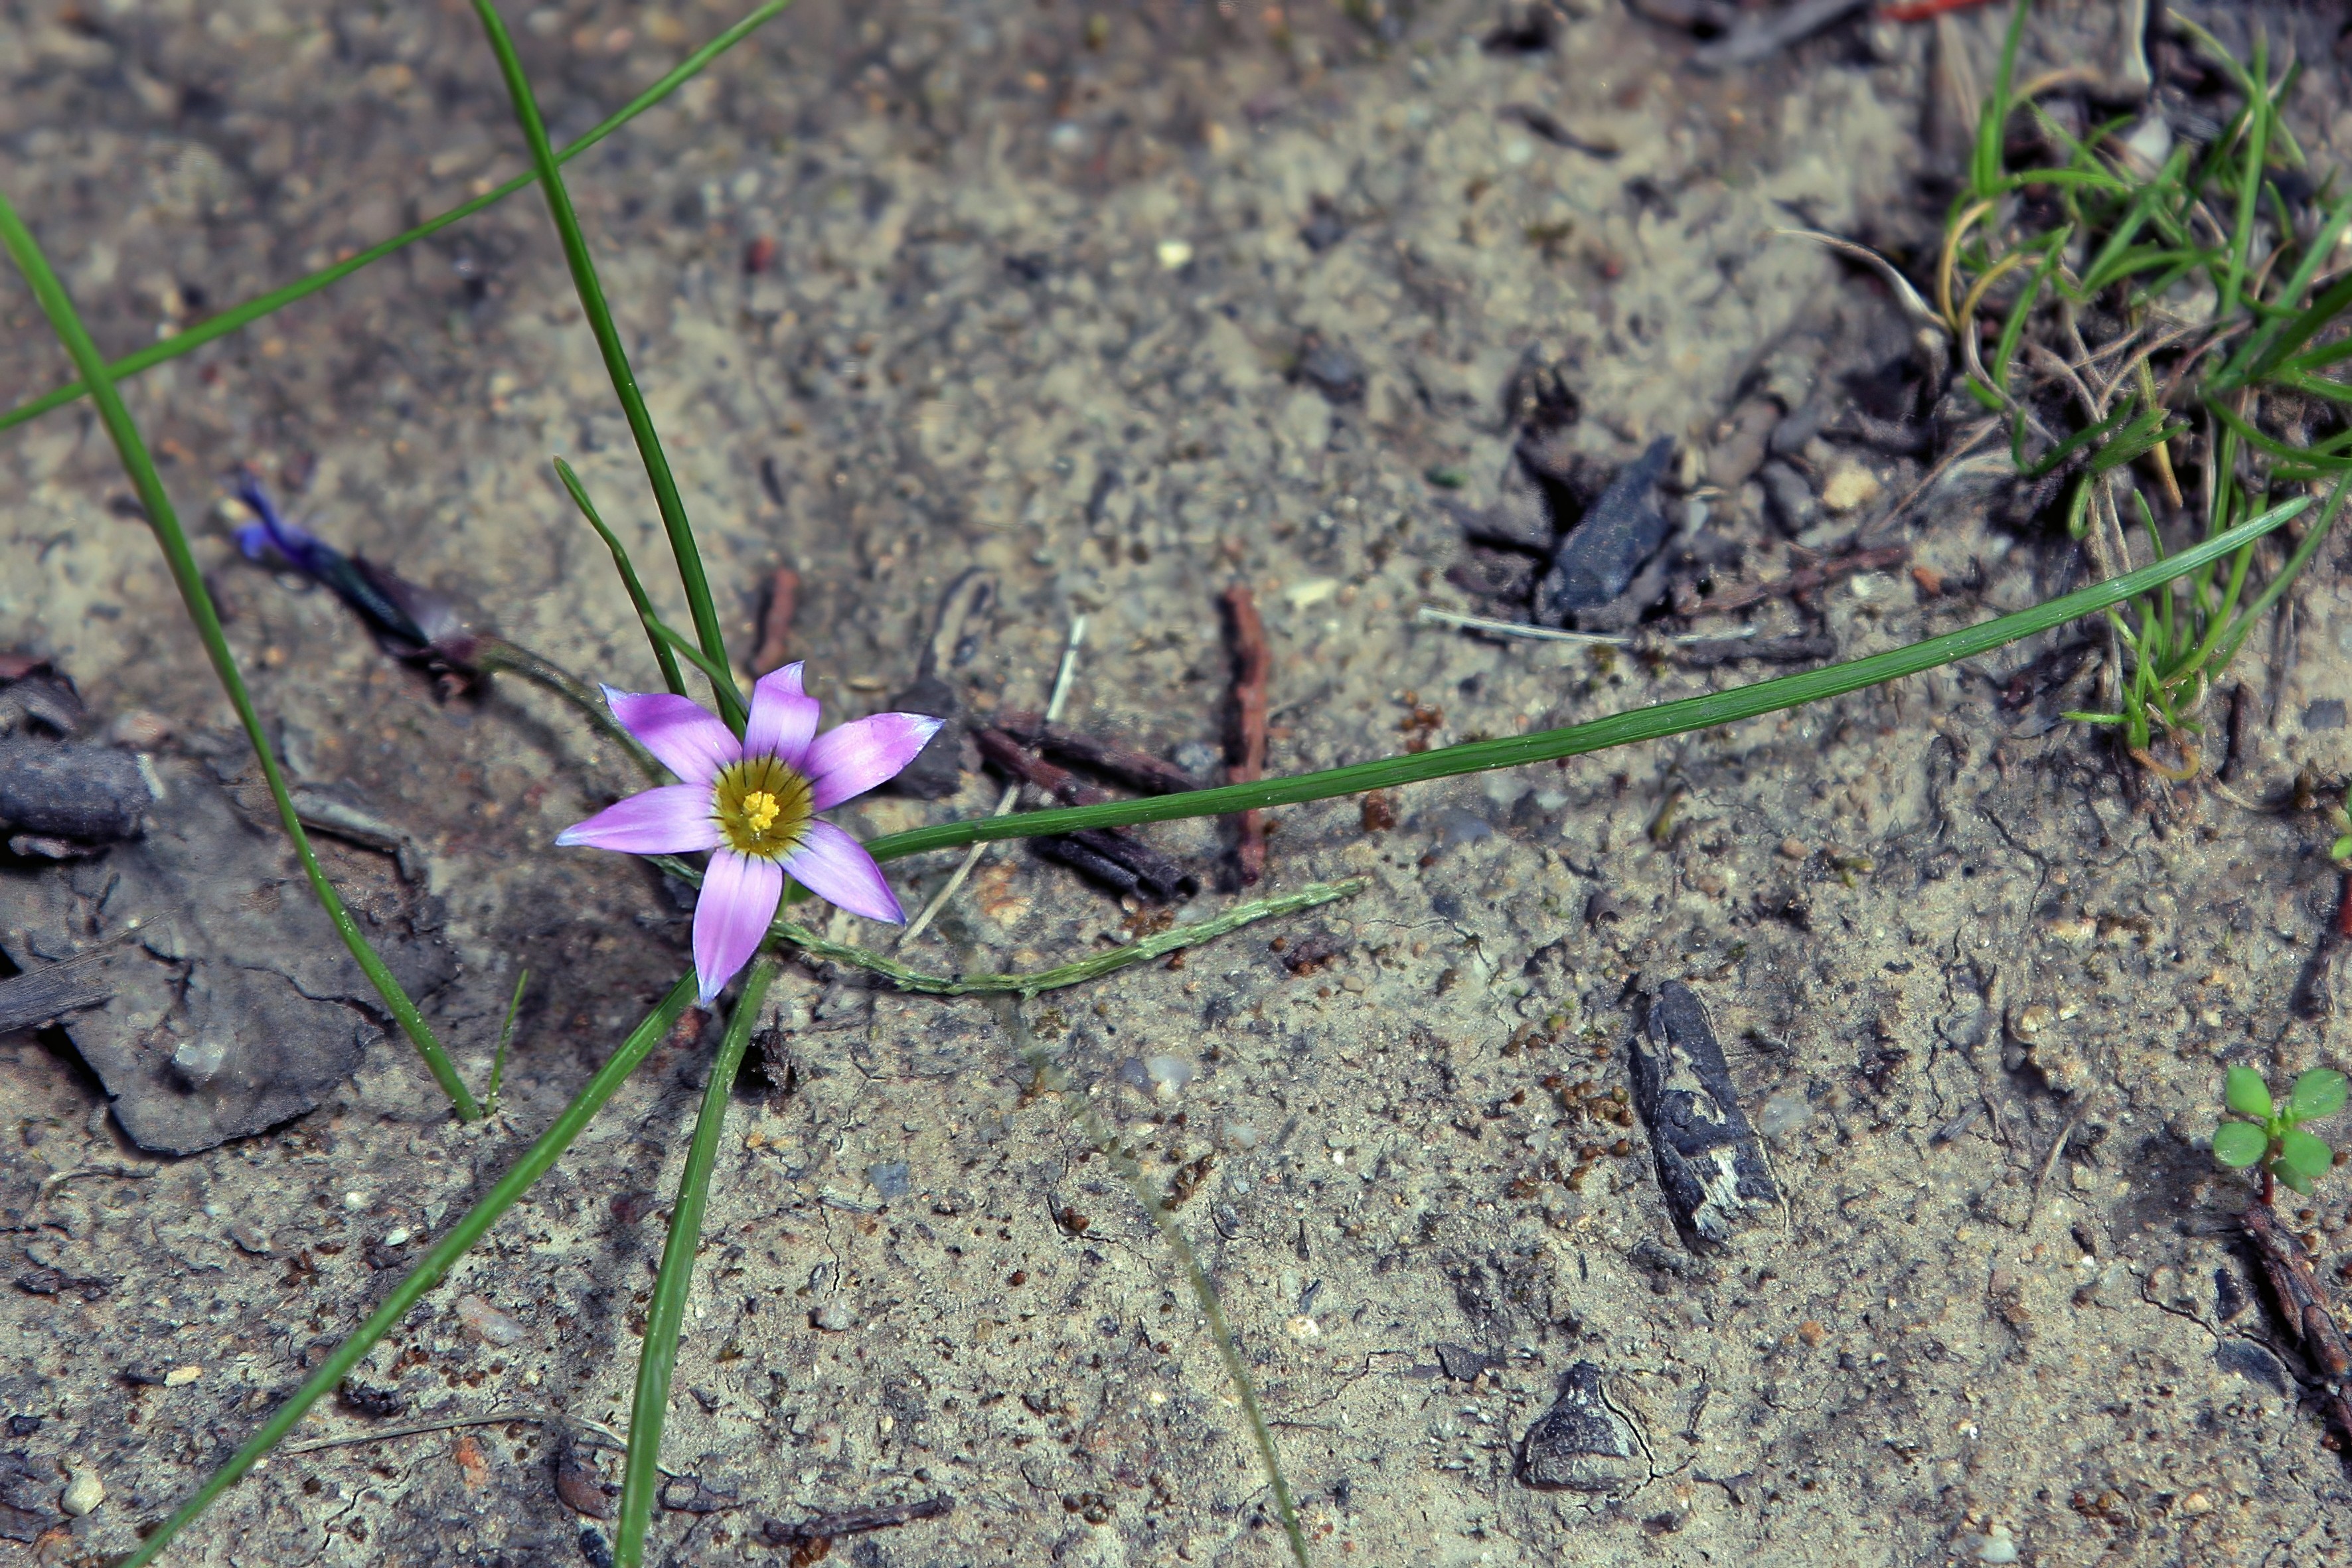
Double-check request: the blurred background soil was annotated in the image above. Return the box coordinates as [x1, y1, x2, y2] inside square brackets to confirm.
[5, 1, 2352, 1563]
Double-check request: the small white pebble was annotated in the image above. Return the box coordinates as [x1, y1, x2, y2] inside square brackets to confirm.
[1284, 1314, 1321, 1340]
[1974, 1523, 2019, 1563]
[811, 1302, 856, 1332]
[60, 1467, 104, 1516]
[455, 1293, 525, 1346]
[163, 1365, 202, 1387]
[382, 1227, 411, 1247]
[342, 1191, 368, 1213]
[1155, 239, 1194, 271]
[1144, 1055, 1196, 1101]
[1821, 463, 1881, 513]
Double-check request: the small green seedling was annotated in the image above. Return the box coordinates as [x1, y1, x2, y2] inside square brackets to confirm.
[2213, 1065, 2349, 1198]
[2327, 784, 2351, 865]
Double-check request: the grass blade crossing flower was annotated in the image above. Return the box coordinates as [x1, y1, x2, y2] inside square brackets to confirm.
[559, 663, 941, 1000]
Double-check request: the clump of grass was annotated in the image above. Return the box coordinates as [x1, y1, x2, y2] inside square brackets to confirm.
[1942, 4, 2351, 764]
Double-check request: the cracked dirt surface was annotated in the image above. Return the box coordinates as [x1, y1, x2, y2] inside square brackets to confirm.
[6, 1, 2352, 1563]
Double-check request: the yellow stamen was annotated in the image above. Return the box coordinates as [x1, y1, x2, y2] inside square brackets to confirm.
[712, 754, 813, 860]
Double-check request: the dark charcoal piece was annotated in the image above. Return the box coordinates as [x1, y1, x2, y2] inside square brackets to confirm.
[1534, 437, 1674, 624]
[1297, 341, 1364, 404]
[1, 1449, 58, 1544]
[884, 670, 964, 800]
[0, 735, 148, 845]
[3, 755, 455, 1155]
[1448, 451, 1558, 553]
[1434, 1342, 1497, 1381]
[1517, 1362, 1642, 1492]
[1630, 982, 1782, 1250]
[0, 955, 112, 1034]
[886, 569, 996, 800]
[1032, 832, 1180, 902]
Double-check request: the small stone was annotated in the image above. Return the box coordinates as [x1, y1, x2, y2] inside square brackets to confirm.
[1778, 836, 1806, 859]
[456, 1293, 526, 1346]
[864, 1162, 911, 1202]
[1796, 1320, 1826, 1348]
[1973, 1523, 2019, 1563]
[106, 710, 175, 749]
[163, 1364, 202, 1387]
[342, 1190, 368, 1212]
[1820, 463, 1881, 514]
[1143, 1055, 1196, 1101]
[2180, 1491, 2213, 1516]
[811, 1302, 856, 1332]
[1757, 1091, 1812, 1138]
[60, 1466, 103, 1516]
[1284, 1314, 1321, 1340]
[1155, 239, 1194, 271]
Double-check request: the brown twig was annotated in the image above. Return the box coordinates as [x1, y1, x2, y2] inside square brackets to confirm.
[758, 1494, 955, 1547]
[751, 567, 799, 676]
[1220, 584, 1270, 885]
[2241, 1202, 2352, 1454]
[973, 728, 1197, 901]
[975, 727, 1107, 807]
[1682, 546, 1910, 617]
[994, 709, 1202, 795]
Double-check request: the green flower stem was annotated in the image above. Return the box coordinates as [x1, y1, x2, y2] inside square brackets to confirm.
[0, 191, 482, 1123]
[474, 0, 745, 732]
[0, 1, 795, 437]
[769, 878, 1370, 995]
[644, 615, 748, 715]
[468, 634, 666, 785]
[553, 457, 690, 700]
[118, 974, 699, 1567]
[644, 854, 1370, 995]
[863, 501, 2305, 864]
[615, 958, 775, 1565]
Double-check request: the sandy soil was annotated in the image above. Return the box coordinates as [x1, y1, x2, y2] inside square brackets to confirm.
[5, 1, 2352, 1563]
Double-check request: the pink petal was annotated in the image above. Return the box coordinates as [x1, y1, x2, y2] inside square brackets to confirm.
[781, 821, 903, 923]
[603, 686, 739, 786]
[743, 662, 819, 769]
[692, 849, 783, 1002]
[804, 712, 946, 810]
[554, 783, 720, 854]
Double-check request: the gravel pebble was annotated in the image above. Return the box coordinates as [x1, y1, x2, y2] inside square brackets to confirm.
[60, 1465, 103, 1516]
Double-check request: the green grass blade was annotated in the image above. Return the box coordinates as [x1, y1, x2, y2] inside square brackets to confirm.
[2215, 478, 2348, 670]
[473, 0, 744, 732]
[863, 501, 2306, 864]
[554, 457, 690, 698]
[1972, 0, 2033, 199]
[645, 613, 749, 716]
[0, 189, 481, 1123]
[615, 959, 776, 1565]
[0, 1, 795, 437]
[641, 868, 1367, 996]
[485, 967, 529, 1113]
[1992, 233, 2067, 394]
[2216, 35, 2270, 326]
[469, 634, 666, 783]
[1002, 1001, 1308, 1567]
[118, 973, 698, 1567]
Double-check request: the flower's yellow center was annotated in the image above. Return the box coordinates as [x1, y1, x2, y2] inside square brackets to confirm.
[712, 755, 813, 860]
